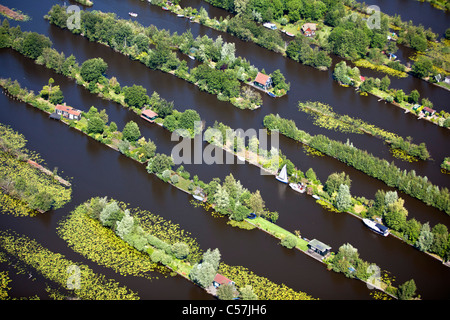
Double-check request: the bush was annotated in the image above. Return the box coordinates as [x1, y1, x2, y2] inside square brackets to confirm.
[280, 234, 297, 249]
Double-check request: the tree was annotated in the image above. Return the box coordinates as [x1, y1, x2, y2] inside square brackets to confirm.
[408, 89, 420, 104]
[247, 190, 265, 216]
[147, 153, 174, 174]
[305, 168, 317, 182]
[325, 172, 351, 195]
[335, 184, 352, 212]
[383, 198, 408, 231]
[80, 58, 108, 83]
[214, 184, 230, 213]
[99, 201, 124, 228]
[87, 116, 105, 134]
[412, 57, 433, 78]
[189, 262, 216, 288]
[397, 279, 417, 300]
[171, 242, 190, 260]
[415, 222, 434, 252]
[239, 285, 258, 300]
[217, 283, 237, 300]
[281, 234, 298, 249]
[202, 248, 221, 270]
[123, 85, 149, 108]
[122, 121, 141, 142]
[20, 32, 52, 60]
[179, 109, 201, 133]
[115, 209, 134, 239]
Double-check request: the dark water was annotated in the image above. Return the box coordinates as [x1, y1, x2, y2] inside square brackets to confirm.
[0, 0, 449, 300]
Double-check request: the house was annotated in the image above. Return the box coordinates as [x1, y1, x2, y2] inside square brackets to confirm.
[412, 104, 423, 112]
[422, 106, 436, 116]
[307, 239, 331, 258]
[213, 274, 234, 288]
[301, 23, 317, 37]
[253, 72, 272, 90]
[55, 103, 81, 121]
[141, 109, 158, 123]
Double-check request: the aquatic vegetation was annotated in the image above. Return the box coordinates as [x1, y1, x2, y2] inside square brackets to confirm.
[218, 263, 315, 300]
[0, 230, 140, 300]
[0, 123, 72, 216]
[298, 101, 430, 161]
[57, 203, 162, 280]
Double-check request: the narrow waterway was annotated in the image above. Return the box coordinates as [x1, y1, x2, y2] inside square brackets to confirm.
[0, 0, 449, 300]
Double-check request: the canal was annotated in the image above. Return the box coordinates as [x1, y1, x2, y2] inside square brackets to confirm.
[0, 0, 449, 300]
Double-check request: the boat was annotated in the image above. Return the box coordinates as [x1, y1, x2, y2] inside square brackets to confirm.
[177, 14, 184, 18]
[162, 6, 169, 10]
[275, 165, 288, 184]
[237, 155, 245, 162]
[289, 183, 306, 193]
[362, 218, 390, 236]
[312, 194, 320, 200]
[128, 12, 138, 17]
[187, 55, 195, 60]
[267, 91, 276, 97]
[247, 213, 256, 219]
[285, 32, 294, 37]
[289, 183, 305, 193]
[192, 194, 204, 201]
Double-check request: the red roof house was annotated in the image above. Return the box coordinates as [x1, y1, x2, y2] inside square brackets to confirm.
[422, 107, 436, 116]
[212, 274, 234, 288]
[253, 72, 272, 90]
[141, 109, 159, 123]
[55, 104, 81, 121]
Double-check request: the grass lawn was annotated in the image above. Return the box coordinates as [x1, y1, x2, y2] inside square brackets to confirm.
[248, 217, 309, 251]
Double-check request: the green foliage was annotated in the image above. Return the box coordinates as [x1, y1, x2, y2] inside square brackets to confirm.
[146, 153, 174, 174]
[335, 184, 352, 212]
[280, 234, 298, 249]
[80, 58, 108, 83]
[123, 84, 149, 108]
[122, 121, 141, 142]
[397, 279, 417, 300]
[87, 116, 105, 134]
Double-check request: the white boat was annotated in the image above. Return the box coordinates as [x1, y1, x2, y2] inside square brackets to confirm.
[192, 194, 204, 201]
[129, 12, 138, 17]
[177, 14, 184, 18]
[187, 55, 195, 60]
[363, 218, 390, 236]
[237, 155, 245, 162]
[289, 183, 305, 193]
[312, 194, 320, 200]
[275, 165, 288, 184]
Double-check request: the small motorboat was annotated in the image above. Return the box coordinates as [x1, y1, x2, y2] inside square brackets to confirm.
[363, 218, 390, 236]
[129, 12, 138, 17]
[192, 194, 204, 201]
[177, 14, 184, 18]
[289, 183, 305, 193]
[285, 32, 294, 37]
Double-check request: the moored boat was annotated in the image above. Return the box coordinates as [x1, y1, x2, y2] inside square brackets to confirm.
[275, 165, 288, 184]
[362, 218, 390, 236]
[289, 183, 305, 193]
[192, 194, 204, 201]
[128, 12, 138, 17]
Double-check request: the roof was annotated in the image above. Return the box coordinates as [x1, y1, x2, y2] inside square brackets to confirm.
[422, 106, 436, 113]
[254, 72, 271, 85]
[302, 23, 317, 32]
[308, 239, 331, 252]
[213, 274, 233, 286]
[55, 104, 81, 116]
[141, 109, 158, 118]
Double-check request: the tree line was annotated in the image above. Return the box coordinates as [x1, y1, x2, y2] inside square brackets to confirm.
[44, 6, 290, 107]
[263, 113, 450, 215]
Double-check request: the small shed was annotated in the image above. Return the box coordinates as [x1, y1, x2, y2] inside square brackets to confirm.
[141, 109, 158, 123]
[307, 239, 331, 257]
[213, 274, 234, 288]
[254, 72, 272, 90]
